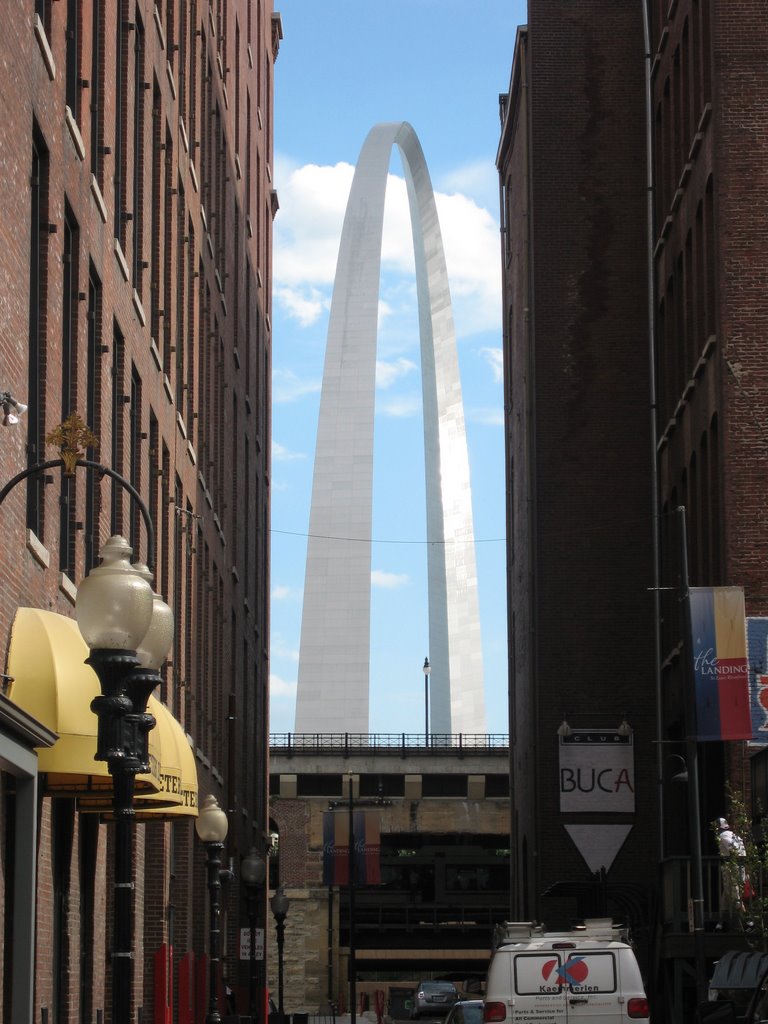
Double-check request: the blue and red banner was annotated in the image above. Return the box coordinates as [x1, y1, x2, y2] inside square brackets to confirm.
[322, 810, 381, 886]
[689, 586, 751, 741]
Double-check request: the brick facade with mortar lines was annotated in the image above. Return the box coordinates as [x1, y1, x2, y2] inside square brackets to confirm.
[500, 1, 768, 1019]
[0, 3, 279, 1021]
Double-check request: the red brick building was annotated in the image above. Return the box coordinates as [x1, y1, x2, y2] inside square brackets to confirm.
[498, 1, 768, 1019]
[0, 2, 280, 1022]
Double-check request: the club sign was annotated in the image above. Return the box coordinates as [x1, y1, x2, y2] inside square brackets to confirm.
[559, 730, 635, 813]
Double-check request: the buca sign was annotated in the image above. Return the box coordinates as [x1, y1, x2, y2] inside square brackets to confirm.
[559, 730, 635, 813]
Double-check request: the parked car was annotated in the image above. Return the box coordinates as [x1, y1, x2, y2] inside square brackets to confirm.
[445, 1000, 484, 1024]
[411, 981, 459, 1018]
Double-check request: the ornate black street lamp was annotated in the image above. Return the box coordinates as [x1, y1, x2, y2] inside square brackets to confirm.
[270, 886, 290, 1022]
[196, 795, 231, 1024]
[241, 847, 267, 1023]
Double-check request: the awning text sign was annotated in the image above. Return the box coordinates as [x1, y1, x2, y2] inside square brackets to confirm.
[559, 730, 635, 813]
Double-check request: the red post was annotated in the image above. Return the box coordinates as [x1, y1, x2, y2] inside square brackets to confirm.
[178, 952, 195, 1024]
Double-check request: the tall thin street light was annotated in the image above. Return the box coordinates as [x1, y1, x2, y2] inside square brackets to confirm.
[423, 657, 431, 746]
[678, 506, 707, 1006]
[270, 887, 289, 1022]
[241, 848, 266, 1024]
[196, 795, 231, 1024]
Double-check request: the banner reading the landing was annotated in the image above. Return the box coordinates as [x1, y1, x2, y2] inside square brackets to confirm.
[690, 586, 751, 740]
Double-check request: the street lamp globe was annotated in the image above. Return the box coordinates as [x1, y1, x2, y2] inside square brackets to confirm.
[133, 563, 174, 670]
[75, 535, 154, 650]
[241, 847, 267, 887]
[196, 794, 229, 844]
[270, 886, 289, 921]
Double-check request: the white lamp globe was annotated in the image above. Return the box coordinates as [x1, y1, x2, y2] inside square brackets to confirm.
[133, 562, 175, 670]
[75, 535, 154, 651]
[195, 794, 229, 843]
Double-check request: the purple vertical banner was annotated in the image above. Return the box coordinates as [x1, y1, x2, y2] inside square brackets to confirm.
[747, 617, 768, 740]
[323, 810, 381, 886]
[689, 587, 751, 741]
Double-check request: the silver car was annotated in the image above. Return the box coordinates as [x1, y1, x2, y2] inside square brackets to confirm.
[410, 981, 459, 1019]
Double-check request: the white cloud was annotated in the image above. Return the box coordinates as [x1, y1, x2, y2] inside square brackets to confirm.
[269, 673, 297, 698]
[271, 636, 300, 660]
[275, 285, 329, 328]
[273, 368, 322, 404]
[371, 569, 410, 589]
[376, 357, 418, 389]
[271, 584, 297, 601]
[436, 160, 501, 213]
[273, 157, 501, 341]
[272, 441, 307, 462]
[468, 406, 505, 427]
[480, 346, 504, 383]
[377, 393, 422, 419]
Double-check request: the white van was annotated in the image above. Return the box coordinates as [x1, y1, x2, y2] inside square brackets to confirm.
[483, 918, 650, 1023]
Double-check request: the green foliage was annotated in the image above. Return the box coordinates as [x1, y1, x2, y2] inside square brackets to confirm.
[713, 787, 768, 950]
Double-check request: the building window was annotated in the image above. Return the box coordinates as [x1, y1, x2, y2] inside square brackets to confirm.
[129, 366, 142, 554]
[132, 13, 146, 293]
[114, 3, 128, 246]
[110, 323, 125, 534]
[60, 206, 80, 576]
[175, 180, 186, 408]
[27, 130, 49, 538]
[35, 0, 53, 36]
[150, 83, 162, 345]
[65, 0, 81, 123]
[89, 0, 104, 181]
[162, 127, 174, 376]
[184, 223, 196, 428]
[85, 267, 102, 573]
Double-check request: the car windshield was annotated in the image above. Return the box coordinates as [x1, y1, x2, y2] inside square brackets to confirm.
[421, 984, 455, 993]
[459, 1006, 483, 1024]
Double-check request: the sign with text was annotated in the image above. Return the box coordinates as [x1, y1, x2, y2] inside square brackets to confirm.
[559, 730, 634, 813]
[239, 927, 265, 960]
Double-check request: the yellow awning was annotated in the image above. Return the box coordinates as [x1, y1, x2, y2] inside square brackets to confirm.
[78, 700, 198, 819]
[7, 608, 164, 794]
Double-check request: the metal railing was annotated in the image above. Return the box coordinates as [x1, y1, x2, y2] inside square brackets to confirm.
[269, 732, 509, 756]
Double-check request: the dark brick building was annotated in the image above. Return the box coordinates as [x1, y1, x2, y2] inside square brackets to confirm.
[498, 1, 768, 1020]
[0, 3, 280, 1022]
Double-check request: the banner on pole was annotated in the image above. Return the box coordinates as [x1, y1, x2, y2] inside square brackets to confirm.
[690, 586, 751, 741]
[322, 809, 381, 886]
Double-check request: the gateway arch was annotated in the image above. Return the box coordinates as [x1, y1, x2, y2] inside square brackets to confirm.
[294, 122, 485, 736]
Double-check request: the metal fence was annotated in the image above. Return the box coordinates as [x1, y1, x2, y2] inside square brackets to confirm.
[268, 733, 509, 756]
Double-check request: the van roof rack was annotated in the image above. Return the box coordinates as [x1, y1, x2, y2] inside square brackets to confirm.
[495, 918, 628, 946]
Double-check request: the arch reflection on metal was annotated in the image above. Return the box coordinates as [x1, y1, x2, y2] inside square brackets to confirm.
[294, 122, 485, 736]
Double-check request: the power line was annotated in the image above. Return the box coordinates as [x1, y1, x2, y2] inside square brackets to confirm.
[270, 527, 505, 545]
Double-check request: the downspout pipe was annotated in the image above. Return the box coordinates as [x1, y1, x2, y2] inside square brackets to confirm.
[640, 0, 665, 860]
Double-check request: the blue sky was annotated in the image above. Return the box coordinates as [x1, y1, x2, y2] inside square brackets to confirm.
[269, 0, 528, 736]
